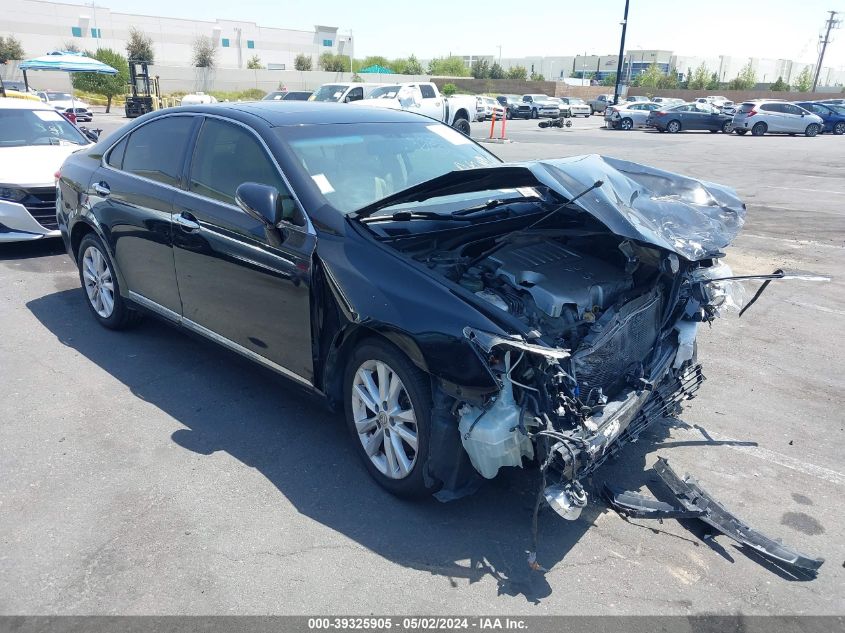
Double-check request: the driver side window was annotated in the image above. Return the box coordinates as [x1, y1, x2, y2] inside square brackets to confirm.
[346, 87, 364, 102]
[188, 118, 297, 220]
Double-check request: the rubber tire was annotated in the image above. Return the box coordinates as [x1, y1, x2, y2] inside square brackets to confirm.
[452, 117, 471, 136]
[343, 340, 435, 498]
[751, 122, 767, 136]
[804, 124, 819, 137]
[531, 108, 538, 119]
[721, 121, 733, 133]
[666, 120, 681, 133]
[620, 117, 633, 131]
[77, 233, 142, 330]
[735, 129, 747, 135]
[709, 129, 719, 133]
[506, 111, 512, 120]
[833, 122, 845, 135]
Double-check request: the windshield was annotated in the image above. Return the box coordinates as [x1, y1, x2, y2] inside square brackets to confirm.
[368, 85, 401, 99]
[828, 105, 845, 115]
[0, 108, 89, 147]
[262, 92, 285, 100]
[311, 85, 347, 102]
[46, 92, 73, 101]
[279, 122, 499, 214]
[569, 98, 585, 105]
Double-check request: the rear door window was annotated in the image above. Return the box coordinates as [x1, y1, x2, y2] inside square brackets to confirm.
[420, 84, 436, 99]
[122, 116, 195, 186]
[738, 103, 756, 114]
[107, 136, 128, 169]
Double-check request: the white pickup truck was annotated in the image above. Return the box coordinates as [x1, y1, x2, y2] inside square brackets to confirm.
[353, 82, 476, 135]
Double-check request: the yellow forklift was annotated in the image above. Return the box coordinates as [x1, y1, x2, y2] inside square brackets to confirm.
[125, 61, 161, 118]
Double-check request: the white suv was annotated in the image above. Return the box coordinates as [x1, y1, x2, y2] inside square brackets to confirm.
[0, 99, 92, 242]
[732, 100, 823, 137]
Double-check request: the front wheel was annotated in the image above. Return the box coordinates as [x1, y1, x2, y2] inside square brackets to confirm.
[344, 340, 435, 497]
[721, 121, 733, 133]
[531, 108, 538, 119]
[77, 233, 142, 330]
[666, 120, 681, 133]
[833, 122, 845, 135]
[452, 117, 471, 136]
[805, 123, 820, 137]
[620, 117, 633, 131]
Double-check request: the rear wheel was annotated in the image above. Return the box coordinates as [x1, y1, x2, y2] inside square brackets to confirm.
[77, 233, 142, 330]
[751, 122, 767, 136]
[804, 123, 820, 137]
[620, 117, 633, 131]
[344, 340, 435, 498]
[666, 120, 681, 133]
[833, 121, 845, 135]
[452, 116, 471, 136]
[721, 120, 733, 133]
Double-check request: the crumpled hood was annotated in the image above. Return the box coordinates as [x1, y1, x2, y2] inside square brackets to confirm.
[527, 155, 746, 261]
[354, 154, 746, 261]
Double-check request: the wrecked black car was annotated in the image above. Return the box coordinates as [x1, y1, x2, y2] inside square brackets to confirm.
[59, 102, 757, 515]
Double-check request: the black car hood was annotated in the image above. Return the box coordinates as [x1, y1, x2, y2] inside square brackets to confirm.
[353, 154, 746, 261]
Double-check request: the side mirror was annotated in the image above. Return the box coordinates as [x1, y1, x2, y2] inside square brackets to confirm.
[235, 182, 283, 227]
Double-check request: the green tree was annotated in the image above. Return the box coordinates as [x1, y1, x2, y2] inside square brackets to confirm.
[441, 82, 458, 96]
[71, 48, 128, 113]
[126, 27, 154, 63]
[489, 62, 504, 79]
[319, 52, 350, 72]
[688, 62, 710, 90]
[192, 35, 216, 68]
[770, 76, 788, 91]
[706, 72, 720, 90]
[793, 67, 813, 92]
[471, 58, 490, 79]
[0, 35, 25, 63]
[530, 72, 545, 81]
[403, 54, 423, 75]
[360, 55, 392, 71]
[602, 72, 617, 87]
[658, 66, 679, 89]
[506, 65, 527, 81]
[728, 61, 756, 90]
[636, 62, 664, 89]
[246, 55, 263, 70]
[294, 53, 312, 71]
[62, 41, 81, 53]
[428, 56, 469, 77]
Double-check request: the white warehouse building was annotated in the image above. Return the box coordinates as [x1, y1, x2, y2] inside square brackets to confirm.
[0, 0, 352, 70]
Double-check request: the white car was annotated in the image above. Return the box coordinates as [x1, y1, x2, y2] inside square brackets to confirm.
[37, 90, 93, 122]
[0, 99, 92, 242]
[558, 97, 591, 117]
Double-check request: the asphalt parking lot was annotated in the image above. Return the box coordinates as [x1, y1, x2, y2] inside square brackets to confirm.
[1, 107, 843, 615]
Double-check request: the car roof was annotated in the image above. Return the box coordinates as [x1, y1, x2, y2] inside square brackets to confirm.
[0, 97, 56, 110]
[171, 101, 440, 126]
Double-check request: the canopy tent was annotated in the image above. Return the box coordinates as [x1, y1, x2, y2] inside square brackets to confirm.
[359, 64, 394, 74]
[18, 51, 118, 114]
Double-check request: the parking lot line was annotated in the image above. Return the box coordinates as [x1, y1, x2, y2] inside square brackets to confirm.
[767, 186, 845, 195]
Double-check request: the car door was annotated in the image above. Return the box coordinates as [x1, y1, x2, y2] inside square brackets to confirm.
[418, 84, 445, 120]
[171, 115, 316, 383]
[759, 104, 785, 131]
[343, 86, 364, 103]
[90, 114, 198, 315]
[782, 103, 808, 132]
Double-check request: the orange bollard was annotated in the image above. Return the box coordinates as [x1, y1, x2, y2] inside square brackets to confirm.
[489, 110, 496, 139]
[500, 111, 507, 140]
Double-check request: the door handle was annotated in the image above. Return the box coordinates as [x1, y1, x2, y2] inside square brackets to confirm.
[174, 211, 200, 231]
[92, 182, 110, 196]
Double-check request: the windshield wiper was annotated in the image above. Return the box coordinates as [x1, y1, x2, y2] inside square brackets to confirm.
[450, 195, 541, 216]
[360, 207, 511, 224]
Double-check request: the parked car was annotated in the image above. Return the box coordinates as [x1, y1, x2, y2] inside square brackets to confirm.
[652, 97, 684, 107]
[309, 83, 386, 103]
[605, 101, 660, 130]
[625, 95, 650, 103]
[558, 97, 591, 117]
[731, 101, 823, 137]
[496, 95, 522, 119]
[353, 82, 476, 135]
[56, 101, 756, 513]
[37, 91, 93, 122]
[647, 102, 734, 133]
[1, 80, 36, 94]
[719, 101, 737, 116]
[474, 96, 488, 121]
[263, 90, 313, 101]
[819, 98, 845, 106]
[0, 98, 92, 242]
[517, 94, 560, 119]
[794, 101, 845, 135]
[587, 94, 615, 114]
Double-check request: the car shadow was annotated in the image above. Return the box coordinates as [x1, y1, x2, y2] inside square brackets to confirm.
[27, 287, 743, 602]
[0, 238, 66, 261]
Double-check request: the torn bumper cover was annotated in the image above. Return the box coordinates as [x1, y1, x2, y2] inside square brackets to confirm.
[605, 457, 825, 574]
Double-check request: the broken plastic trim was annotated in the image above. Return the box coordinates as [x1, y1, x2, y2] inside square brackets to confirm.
[604, 457, 825, 575]
[462, 326, 570, 359]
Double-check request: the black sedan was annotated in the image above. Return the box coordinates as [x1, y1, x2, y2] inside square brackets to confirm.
[646, 102, 733, 133]
[57, 102, 751, 511]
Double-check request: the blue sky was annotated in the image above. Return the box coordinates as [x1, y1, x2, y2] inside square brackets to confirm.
[89, 0, 844, 66]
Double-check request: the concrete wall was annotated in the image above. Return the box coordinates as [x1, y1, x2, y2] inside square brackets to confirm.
[1, 62, 429, 94]
[628, 88, 842, 103]
[429, 77, 619, 99]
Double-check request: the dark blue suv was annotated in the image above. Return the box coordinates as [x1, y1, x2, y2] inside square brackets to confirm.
[795, 101, 845, 135]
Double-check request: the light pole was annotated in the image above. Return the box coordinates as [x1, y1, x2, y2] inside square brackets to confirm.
[497, 45, 502, 64]
[612, 0, 630, 105]
[813, 11, 840, 91]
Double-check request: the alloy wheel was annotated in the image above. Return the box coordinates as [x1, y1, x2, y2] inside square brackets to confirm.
[351, 359, 418, 480]
[82, 246, 115, 318]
